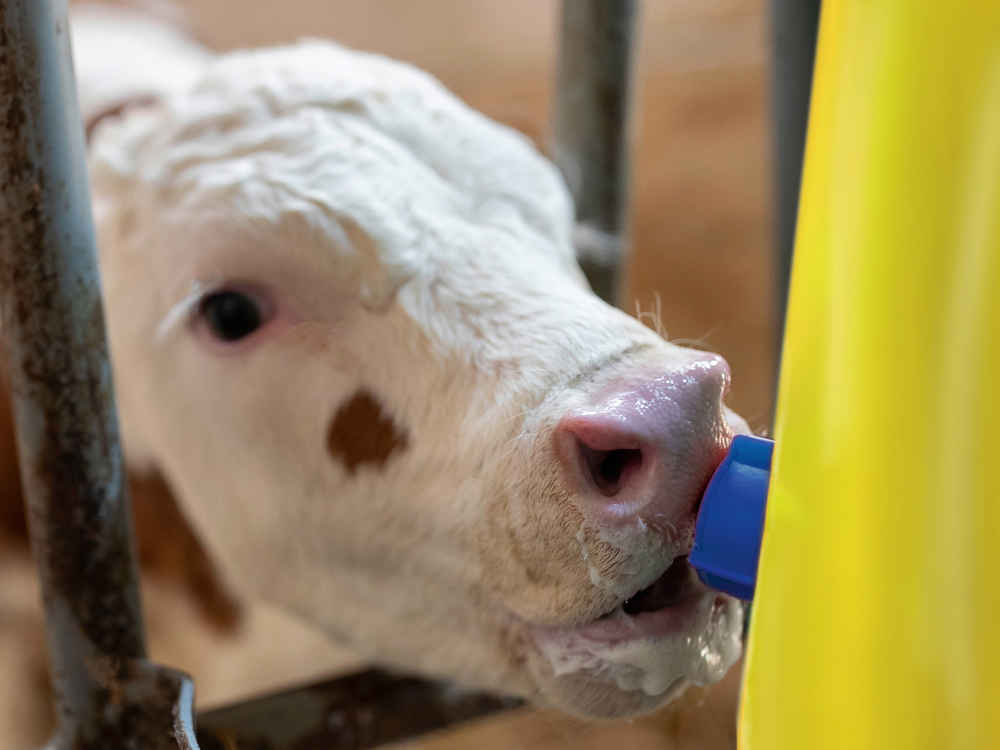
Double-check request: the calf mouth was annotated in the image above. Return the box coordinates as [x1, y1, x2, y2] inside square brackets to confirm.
[620, 554, 699, 617]
[573, 555, 719, 643]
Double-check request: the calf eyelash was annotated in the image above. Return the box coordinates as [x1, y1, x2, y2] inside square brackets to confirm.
[156, 280, 209, 342]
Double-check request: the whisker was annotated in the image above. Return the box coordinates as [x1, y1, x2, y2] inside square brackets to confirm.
[633, 292, 666, 338]
[670, 329, 719, 350]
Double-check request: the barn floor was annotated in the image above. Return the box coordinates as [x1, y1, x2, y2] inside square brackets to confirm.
[1, 1, 774, 747]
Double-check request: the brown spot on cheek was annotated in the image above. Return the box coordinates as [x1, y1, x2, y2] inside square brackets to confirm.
[327, 390, 409, 474]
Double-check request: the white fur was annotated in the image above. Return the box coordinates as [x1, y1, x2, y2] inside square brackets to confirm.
[74, 6, 746, 719]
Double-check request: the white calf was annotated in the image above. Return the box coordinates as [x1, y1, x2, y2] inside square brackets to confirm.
[73, 6, 749, 718]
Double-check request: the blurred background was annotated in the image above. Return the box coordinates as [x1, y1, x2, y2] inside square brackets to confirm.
[0, 1, 774, 747]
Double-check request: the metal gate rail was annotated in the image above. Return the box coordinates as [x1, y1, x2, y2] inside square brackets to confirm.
[552, 0, 637, 305]
[770, 0, 820, 365]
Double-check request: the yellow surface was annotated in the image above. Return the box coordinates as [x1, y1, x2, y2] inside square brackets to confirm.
[741, 2, 1000, 748]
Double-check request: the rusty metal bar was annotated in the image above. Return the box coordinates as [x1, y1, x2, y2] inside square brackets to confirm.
[551, 0, 639, 306]
[196, 668, 523, 750]
[0, 1, 199, 747]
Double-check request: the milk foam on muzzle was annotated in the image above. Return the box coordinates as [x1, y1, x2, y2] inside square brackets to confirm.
[536, 596, 744, 697]
[536, 436, 773, 700]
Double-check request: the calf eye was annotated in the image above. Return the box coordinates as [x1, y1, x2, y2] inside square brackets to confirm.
[200, 290, 263, 342]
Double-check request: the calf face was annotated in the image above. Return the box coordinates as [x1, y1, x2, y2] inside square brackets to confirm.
[87, 38, 747, 718]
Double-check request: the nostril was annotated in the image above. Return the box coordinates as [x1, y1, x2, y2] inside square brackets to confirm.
[556, 359, 735, 521]
[577, 440, 643, 497]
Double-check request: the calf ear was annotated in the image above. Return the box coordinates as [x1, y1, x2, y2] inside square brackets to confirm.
[71, 3, 211, 141]
[84, 95, 160, 144]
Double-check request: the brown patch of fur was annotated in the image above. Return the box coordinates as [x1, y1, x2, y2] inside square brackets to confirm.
[129, 471, 243, 632]
[0, 366, 27, 542]
[0, 343, 240, 632]
[326, 389, 409, 474]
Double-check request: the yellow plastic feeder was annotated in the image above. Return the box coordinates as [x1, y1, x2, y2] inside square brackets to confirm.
[692, 1, 999, 747]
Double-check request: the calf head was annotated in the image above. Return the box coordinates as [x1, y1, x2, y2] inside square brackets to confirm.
[87, 39, 747, 718]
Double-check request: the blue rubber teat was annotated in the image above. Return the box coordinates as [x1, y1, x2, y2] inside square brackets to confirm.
[690, 435, 774, 600]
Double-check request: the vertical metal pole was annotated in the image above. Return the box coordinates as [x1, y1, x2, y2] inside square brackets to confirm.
[551, 0, 638, 306]
[770, 0, 821, 353]
[0, 2, 199, 747]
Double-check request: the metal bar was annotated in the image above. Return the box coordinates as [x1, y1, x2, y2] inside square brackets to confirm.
[0, 2, 199, 747]
[770, 0, 821, 357]
[196, 668, 523, 750]
[551, 0, 639, 306]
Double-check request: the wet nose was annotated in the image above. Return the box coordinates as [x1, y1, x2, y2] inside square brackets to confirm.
[554, 355, 733, 530]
